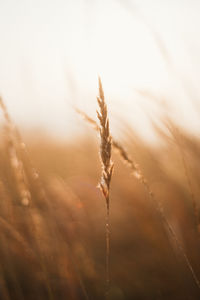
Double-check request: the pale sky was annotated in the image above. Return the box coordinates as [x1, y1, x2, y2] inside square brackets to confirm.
[0, 0, 200, 141]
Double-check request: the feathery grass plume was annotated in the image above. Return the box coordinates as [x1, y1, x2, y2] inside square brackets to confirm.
[76, 109, 142, 179]
[96, 77, 113, 295]
[77, 108, 200, 291]
[0, 97, 31, 206]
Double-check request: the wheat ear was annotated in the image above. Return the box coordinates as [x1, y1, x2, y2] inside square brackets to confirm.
[96, 77, 114, 295]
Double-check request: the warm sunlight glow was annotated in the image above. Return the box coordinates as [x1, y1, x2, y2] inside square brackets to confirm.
[0, 0, 200, 139]
[1, 2, 200, 299]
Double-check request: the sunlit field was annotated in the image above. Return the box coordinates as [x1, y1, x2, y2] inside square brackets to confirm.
[1, 83, 200, 299]
[1, 0, 200, 299]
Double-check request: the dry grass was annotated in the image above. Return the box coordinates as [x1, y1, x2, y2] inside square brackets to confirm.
[96, 78, 114, 296]
[0, 81, 200, 299]
[78, 81, 200, 293]
[0, 97, 31, 206]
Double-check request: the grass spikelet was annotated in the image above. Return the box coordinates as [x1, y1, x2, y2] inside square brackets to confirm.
[96, 77, 113, 295]
[76, 109, 140, 178]
[97, 78, 114, 205]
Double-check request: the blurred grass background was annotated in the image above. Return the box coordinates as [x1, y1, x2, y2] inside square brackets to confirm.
[0, 118, 200, 299]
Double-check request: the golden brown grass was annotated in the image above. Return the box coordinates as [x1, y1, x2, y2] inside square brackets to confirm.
[77, 81, 200, 293]
[0, 83, 200, 299]
[96, 77, 114, 295]
[164, 119, 200, 232]
[0, 97, 31, 206]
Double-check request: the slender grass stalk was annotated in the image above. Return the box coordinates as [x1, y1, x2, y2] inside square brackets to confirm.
[77, 109, 200, 291]
[165, 120, 200, 232]
[96, 78, 114, 296]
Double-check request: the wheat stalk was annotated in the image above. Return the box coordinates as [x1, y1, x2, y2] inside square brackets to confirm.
[77, 108, 200, 291]
[96, 77, 114, 296]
